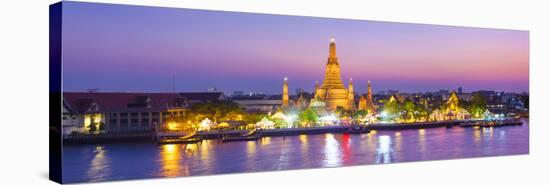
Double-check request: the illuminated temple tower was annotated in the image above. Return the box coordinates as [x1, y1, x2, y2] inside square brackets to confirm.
[365, 80, 376, 113]
[314, 38, 354, 110]
[358, 80, 376, 113]
[282, 77, 289, 107]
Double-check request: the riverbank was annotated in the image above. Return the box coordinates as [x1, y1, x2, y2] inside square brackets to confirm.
[63, 119, 522, 145]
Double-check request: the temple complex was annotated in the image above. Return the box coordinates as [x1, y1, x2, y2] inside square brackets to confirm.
[313, 38, 355, 110]
[281, 38, 380, 111]
[429, 91, 471, 121]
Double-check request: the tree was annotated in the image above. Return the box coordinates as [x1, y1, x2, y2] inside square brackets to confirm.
[243, 112, 263, 125]
[189, 100, 243, 122]
[299, 108, 318, 126]
[468, 93, 487, 118]
[414, 104, 429, 121]
[403, 99, 416, 121]
[354, 110, 368, 120]
[383, 98, 399, 115]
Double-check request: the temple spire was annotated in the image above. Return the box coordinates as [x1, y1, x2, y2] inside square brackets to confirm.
[316, 37, 351, 110]
[366, 80, 376, 113]
[282, 77, 289, 107]
[348, 78, 354, 100]
[367, 80, 372, 98]
[329, 37, 337, 59]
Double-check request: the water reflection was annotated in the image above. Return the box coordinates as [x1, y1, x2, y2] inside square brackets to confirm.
[323, 134, 342, 167]
[160, 144, 190, 177]
[246, 141, 258, 170]
[499, 130, 506, 141]
[483, 127, 494, 139]
[261, 137, 271, 146]
[418, 129, 427, 155]
[394, 132, 402, 151]
[299, 134, 309, 157]
[200, 141, 211, 160]
[473, 127, 481, 144]
[341, 134, 351, 164]
[376, 135, 392, 163]
[277, 140, 289, 170]
[87, 145, 111, 181]
[246, 141, 257, 155]
[63, 121, 528, 183]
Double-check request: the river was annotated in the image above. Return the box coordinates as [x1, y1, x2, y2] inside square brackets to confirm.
[62, 119, 529, 183]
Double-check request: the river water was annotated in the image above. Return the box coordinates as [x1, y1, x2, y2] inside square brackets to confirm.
[62, 119, 529, 183]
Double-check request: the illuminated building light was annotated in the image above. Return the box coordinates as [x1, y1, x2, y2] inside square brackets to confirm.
[199, 118, 212, 131]
[167, 121, 179, 131]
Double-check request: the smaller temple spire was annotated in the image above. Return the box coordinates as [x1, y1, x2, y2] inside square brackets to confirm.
[282, 77, 289, 107]
[313, 81, 320, 99]
[367, 80, 372, 97]
[348, 78, 354, 104]
[365, 80, 376, 113]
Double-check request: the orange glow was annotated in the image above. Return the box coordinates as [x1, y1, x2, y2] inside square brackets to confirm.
[167, 122, 179, 131]
[160, 144, 182, 177]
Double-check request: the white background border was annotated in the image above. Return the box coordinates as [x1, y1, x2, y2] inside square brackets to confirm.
[0, 0, 548, 184]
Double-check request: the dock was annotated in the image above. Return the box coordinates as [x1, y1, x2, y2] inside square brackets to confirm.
[460, 120, 523, 128]
[64, 119, 525, 144]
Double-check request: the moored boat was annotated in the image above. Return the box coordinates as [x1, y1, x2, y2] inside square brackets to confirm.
[344, 125, 371, 134]
[157, 137, 202, 144]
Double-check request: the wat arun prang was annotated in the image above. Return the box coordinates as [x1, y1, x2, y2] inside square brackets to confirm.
[282, 38, 376, 112]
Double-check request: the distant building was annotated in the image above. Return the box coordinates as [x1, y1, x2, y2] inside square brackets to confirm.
[295, 88, 304, 95]
[387, 90, 399, 96]
[231, 95, 282, 113]
[457, 93, 473, 101]
[207, 87, 219, 92]
[232, 91, 244, 96]
[376, 91, 386, 95]
[443, 92, 473, 101]
[62, 92, 225, 135]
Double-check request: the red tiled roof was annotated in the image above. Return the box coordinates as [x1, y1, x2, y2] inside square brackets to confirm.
[63, 92, 224, 113]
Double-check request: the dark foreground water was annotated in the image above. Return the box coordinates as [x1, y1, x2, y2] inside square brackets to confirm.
[62, 119, 529, 183]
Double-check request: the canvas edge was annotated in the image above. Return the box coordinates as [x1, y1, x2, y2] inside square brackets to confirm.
[49, 1, 63, 184]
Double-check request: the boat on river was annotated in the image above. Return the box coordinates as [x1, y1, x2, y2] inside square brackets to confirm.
[157, 131, 202, 144]
[460, 119, 523, 128]
[344, 125, 371, 134]
[221, 129, 261, 142]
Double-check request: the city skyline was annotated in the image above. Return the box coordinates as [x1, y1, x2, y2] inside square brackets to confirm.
[62, 2, 529, 94]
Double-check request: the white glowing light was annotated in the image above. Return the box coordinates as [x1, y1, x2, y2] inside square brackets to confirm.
[285, 114, 297, 128]
[320, 114, 337, 122]
[380, 111, 388, 118]
[199, 118, 211, 131]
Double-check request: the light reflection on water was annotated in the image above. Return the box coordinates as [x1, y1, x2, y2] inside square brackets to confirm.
[160, 144, 181, 177]
[86, 146, 110, 182]
[62, 120, 529, 183]
[323, 133, 342, 167]
[376, 135, 392, 164]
